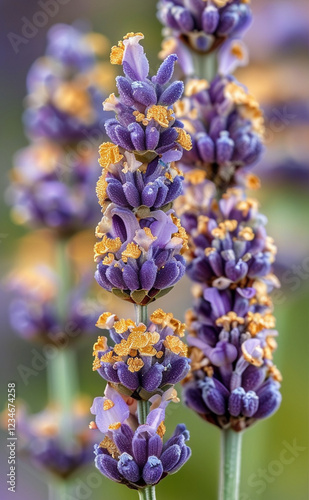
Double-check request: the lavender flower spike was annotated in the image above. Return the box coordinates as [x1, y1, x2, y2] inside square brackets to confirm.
[94, 33, 191, 304]
[157, 0, 252, 56]
[90, 385, 191, 489]
[93, 308, 190, 400]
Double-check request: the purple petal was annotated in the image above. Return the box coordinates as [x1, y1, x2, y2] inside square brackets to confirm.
[95, 454, 122, 482]
[142, 456, 163, 485]
[117, 453, 140, 483]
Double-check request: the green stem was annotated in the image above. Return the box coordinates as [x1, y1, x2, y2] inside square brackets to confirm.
[191, 51, 218, 80]
[49, 480, 69, 500]
[219, 429, 243, 500]
[138, 486, 157, 500]
[47, 238, 78, 446]
[134, 305, 156, 500]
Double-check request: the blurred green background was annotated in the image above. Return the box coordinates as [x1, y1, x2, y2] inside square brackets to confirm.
[0, 0, 308, 499]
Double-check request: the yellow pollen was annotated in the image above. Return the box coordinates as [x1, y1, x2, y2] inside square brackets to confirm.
[212, 0, 231, 6]
[157, 421, 166, 438]
[175, 127, 192, 151]
[242, 343, 264, 367]
[212, 223, 227, 240]
[146, 105, 173, 128]
[99, 142, 123, 169]
[103, 253, 114, 265]
[216, 312, 245, 328]
[171, 214, 189, 253]
[94, 236, 122, 260]
[127, 357, 144, 372]
[108, 422, 121, 430]
[92, 356, 101, 371]
[114, 319, 132, 334]
[103, 399, 115, 411]
[110, 41, 125, 65]
[133, 110, 146, 123]
[96, 172, 108, 206]
[164, 336, 188, 357]
[238, 227, 255, 241]
[197, 215, 210, 234]
[184, 169, 206, 185]
[93, 336, 108, 354]
[143, 227, 157, 240]
[96, 312, 115, 329]
[99, 436, 119, 459]
[121, 242, 141, 262]
[231, 42, 246, 60]
[185, 78, 209, 96]
[89, 421, 97, 430]
[156, 351, 164, 358]
[246, 173, 261, 190]
[268, 365, 282, 383]
[224, 219, 238, 232]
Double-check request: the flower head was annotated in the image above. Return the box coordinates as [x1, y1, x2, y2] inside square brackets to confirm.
[90, 385, 191, 488]
[15, 397, 96, 478]
[103, 33, 191, 164]
[182, 286, 282, 431]
[93, 309, 190, 399]
[175, 75, 264, 191]
[157, 0, 252, 56]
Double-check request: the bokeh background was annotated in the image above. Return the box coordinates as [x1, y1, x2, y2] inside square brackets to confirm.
[0, 0, 308, 499]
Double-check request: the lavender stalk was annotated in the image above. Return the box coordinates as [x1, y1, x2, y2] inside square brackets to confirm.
[90, 32, 193, 497]
[157, 2, 282, 499]
[219, 429, 242, 500]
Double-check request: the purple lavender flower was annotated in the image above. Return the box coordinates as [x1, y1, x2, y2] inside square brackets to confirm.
[7, 265, 100, 343]
[103, 33, 192, 164]
[100, 153, 184, 212]
[157, 0, 252, 55]
[94, 204, 187, 304]
[24, 24, 110, 143]
[17, 398, 97, 478]
[180, 188, 278, 293]
[182, 285, 282, 431]
[7, 142, 101, 233]
[93, 309, 190, 399]
[90, 385, 191, 488]
[94, 34, 190, 304]
[175, 75, 265, 191]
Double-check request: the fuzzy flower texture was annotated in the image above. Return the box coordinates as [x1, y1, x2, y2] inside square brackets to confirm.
[181, 188, 282, 431]
[174, 75, 264, 192]
[92, 308, 190, 400]
[94, 33, 192, 304]
[90, 385, 191, 489]
[8, 24, 111, 233]
[158, 0, 252, 55]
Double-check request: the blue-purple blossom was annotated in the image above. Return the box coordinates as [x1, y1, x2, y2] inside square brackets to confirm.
[24, 24, 110, 142]
[182, 285, 282, 431]
[94, 204, 187, 304]
[7, 142, 100, 233]
[180, 188, 278, 293]
[93, 309, 190, 399]
[157, 0, 252, 55]
[103, 33, 192, 164]
[99, 152, 184, 212]
[90, 385, 191, 488]
[17, 398, 97, 478]
[175, 75, 264, 191]
[7, 265, 100, 343]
